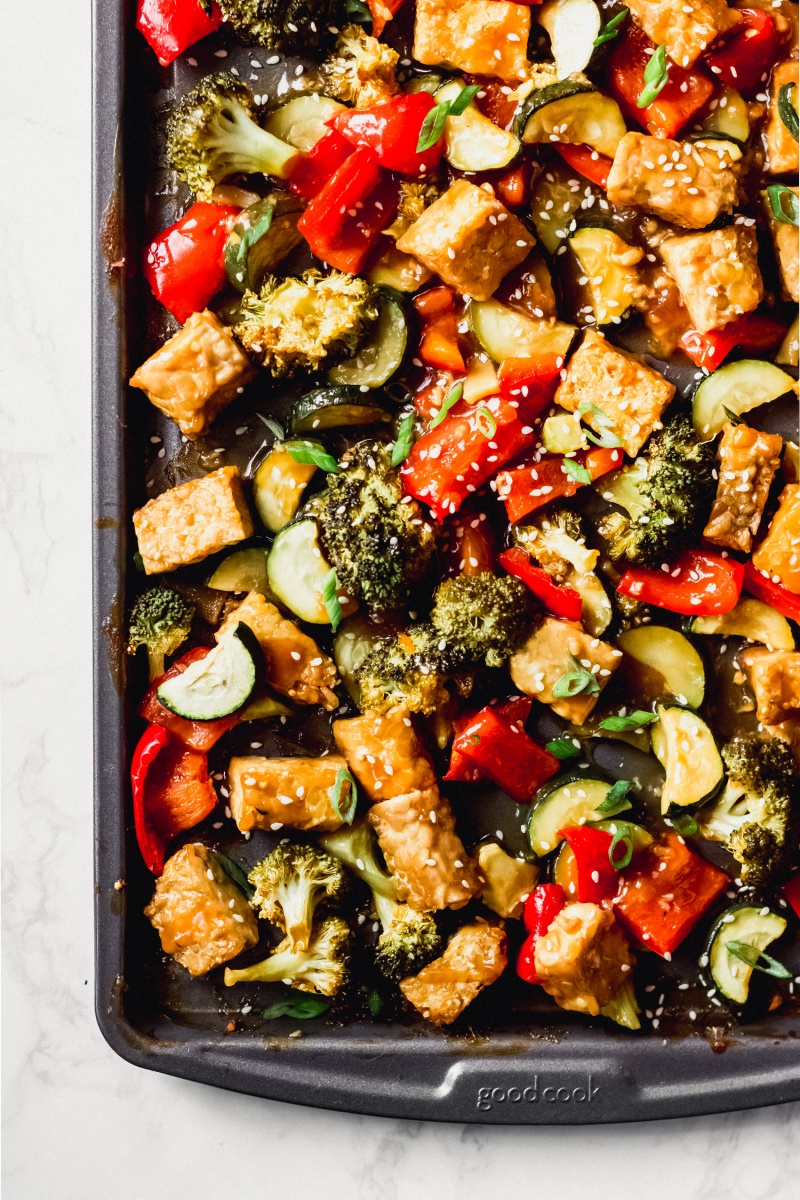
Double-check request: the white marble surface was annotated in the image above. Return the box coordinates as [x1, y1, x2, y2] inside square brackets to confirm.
[2, 3, 800, 1197]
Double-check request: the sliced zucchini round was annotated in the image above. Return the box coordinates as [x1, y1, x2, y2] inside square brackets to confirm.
[291, 386, 393, 434]
[700, 87, 750, 144]
[516, 83, 626, 159]
[253, 441, 319, 533]
[692, 359, 796, 441]
[542, 410, 586, 454]
[570, 227, 643, 325]
[617, 626, 705, 710]
[569, 570, 613, 637]
[156, 622, 258, 719]
[208, 547, 271, 594]
[435, 80, 521, 172]
[527, 773, 632, 858]
[333, 613, 395, 703]
[368, 245, 432, 293]
[224, 195, 304, 293]
[651, 705, 724, 814]
[469, 299, 577, 363]
[776, 315, 799, 367]
[690, 598, 795, 652]
[513, 79, 594, 138]
[706, 904, 787, 1005]
[262, 93, 346, 152]
[537, 0, 602, 80]
[328, 296, 408, 389]
[267, 518, 345, 625]
[531, 168, 588, 255]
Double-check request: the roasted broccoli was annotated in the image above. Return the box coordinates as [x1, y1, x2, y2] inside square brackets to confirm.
[386, 182, 441, 240]
[599, 980, 641, 1030]
[597, 416, 716, 567]
[234, 271, 379, 376]
[217, 0, 337, 52]
[512, 507, 599, 584]
[127, 586, 194, 681]
[698, 737, 799, 890]
[166, 73, 300, 202]
[224, 916, 352, 995]
[316, 440, 437, 610]
[319, 820, 397, 900]
[429, 573, 533, 668]
[321, 24, 400, 109]
[249, 844, 348, 951]
[355, 623, 473, 718]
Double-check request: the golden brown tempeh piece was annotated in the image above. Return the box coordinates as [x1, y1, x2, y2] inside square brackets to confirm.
[400, 920, 507, 1025]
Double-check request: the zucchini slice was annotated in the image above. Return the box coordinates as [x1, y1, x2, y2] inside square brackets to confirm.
[706, 905, 787, 1004]
[267, 518, 346, 625]
[617, 625, 705, 710]
[207, 547, 271, 594]
[690, 598, 795, 652]
[333, 613, 394, 704]
[253, 441, 318, 533]
[262, 93, 346, 152]
[570, 227, 643, 325]
[776, 315, 799, 367]
[157, 622, 258, 719]
[469, 299, 577, 363]
[537, 0, 602, 80]
[700, 88, 750, 145]
[368, 245, 432, 293]
[291, 386, 393, 433]
[531, 168, 587, 255]
[569, 570, 613, 637]
[651, 705, 724, 814]
[328, 296, 407, 389]
[516, 82, 627, 159]
[692, 359, 796, 440]
[542, 409, 585, 453]
[527, 773, 632, 858]
[224, 195, 304, 293]
[435, 80, 521, 172]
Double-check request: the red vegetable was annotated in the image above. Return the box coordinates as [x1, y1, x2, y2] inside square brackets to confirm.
[333, 93, 444, 176]
[131, 725, 218, 874]
[442, 510, 496, 577]
[297, 146, 399, 274]
[498, 546, 583, 621]
[445, 695, 532, 783]
[679, 314, 787, 373]
[517, 883, 566, 985]
[497, 355, 562, 418]
[783, 873, 800, 921]
[559, 826, 619, 904]
[366, 0, 405, 38]
[554, 143, 612, 189]
[136, 0, 222, 67]
[452, 705, 560, 803]
[607, 25, 715, 138]
[497, 446, 623, 524]
[742, 562, 800, 624]
[704, 8, 781, 96]
[289, 129, 353, 200]
[139, 647, 240, 751]
[617, 548, 744, 616]
[495, 162, 531, 208]
[414, 287, 466, 373]
[615, 833, 729, 957]
[401, 393, 537, 522]
[143, 201, 239, 324]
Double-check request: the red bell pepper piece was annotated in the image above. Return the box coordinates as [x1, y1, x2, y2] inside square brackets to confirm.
[615, 833, 729, 957]
[453, 705, 560, 803]
[136, 0, 222, 67]
[498, 546, 583, 621]
[414, 287, 467, 373]
[139, 647, 240, 751]
[554, 143, 613, 189]
[442, 509, 496, 577]
[704, 8, 780, 96]
[401, 393, 537, 522]
[742, 562, 800, 623]
[445, 695, 532, 783]
[679, 314, 787, 373]
[517, 884, 566, 985]
[607, 25, 715, 138]
[497, 446, 623, 524]
[143, 201, 239, 324]
[495, 162, 531, 208]
[366, 0, 405, 38]
[297, 146, 398, 274]
[617, 548, 744, 616]
[333, 93, 444, 176]
[497, 355, 563, 417]
[131, 725, 218, 875]
[783, 873, 800, 921]
[414, 286, 458, 320]
[289, 129, 353, 200]
[559, 826, 619, 904]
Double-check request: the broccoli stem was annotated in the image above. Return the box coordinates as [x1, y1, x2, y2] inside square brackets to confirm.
[224, 944, 304, 986]
[372, 889, 398, 933]
[147, 647, 166, 683]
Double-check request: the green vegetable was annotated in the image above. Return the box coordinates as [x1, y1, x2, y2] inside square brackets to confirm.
[706, 904, 788, 1003]
[156, 622, 259, 720]
[391, 412, 416, 467]
[562, 458, 592, 484]
[593, 8, 628, 46]
[766, 183, 799, 226]
[511, 507, 597, 582]
[725, 941, 791, 979]
[599, 979, 640, 1030]
[355, 624, 471, 719]
[430, 381, 463, 429]
[637, 44, 669, 108]
[546, 737, 581, 759]
[287, 441, 340, 474]
[224, 916, 353, 995]
[778, 82, 799, 142]
[127, 586, 194, 681]
[671, 813, 698, 837]
[257, 414, 285, 440]
[598, 710, 656, 732]
[578, 401, 622, 448]
[528, 774, 631, 858]
[652, 706, 724, 815]
[322, 569, 343, 631]
[596, 780, 632, 813]
[429, 573, 533, 668]
[249, 844, 349, 952]
[608, 823, 634, 869]
[224, 195, 304, 293]
[417, 85, 481, 152]
[321, 24, 399, 110]
[267, 519, 342, 624]
[216, 0, 338, 51]
[215, 851, 256, 899]
[475, 406, 497, 439]
[553, 654, 601, 699]
[262, 995, 330, 1020]
[330, 767, 358, 825]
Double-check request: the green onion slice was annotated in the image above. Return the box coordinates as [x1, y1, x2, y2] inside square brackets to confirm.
[430, 381, 463, 429]
[637, 44, 670, 108]
[767, 184, 799, 226]
[257, 413, 285, 440]
[553, 653, 601, 698]
[391, 411, 416, 467]
[262, 995, 331, 1020]
[286, 441, 339, 473]
[598, 710, 656, 732]
[594, 8, 628, 47]
[778, 82, 799, 142]
[322, 568, 343, 631]
[330, 766, 358, 824]
[546, 737, 581, 759]
[671, 813, 698, 837]
[596, 779, 632, 813]
[214, 851, 256, 899]
[562, 457, 592, 484]
[475, 406, 497, 439]
[608, 823, 634, 870]
[725, 940, 791, 979]
[417, 85, 481, 152]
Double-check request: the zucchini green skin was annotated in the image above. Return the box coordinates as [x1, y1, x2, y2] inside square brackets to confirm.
[527, 772, 631, 858]
[267, 517, 342, 625]
[328, 296, 408, 389]
[651, 706, 725, 815]
[692, 359, 796, 440]
[512, 79, 594, 139]
[704, 904, 787, 1005]
[291, 386, 393, 434]
[224, 195, 304, 294]
[156, 623, 260, 719]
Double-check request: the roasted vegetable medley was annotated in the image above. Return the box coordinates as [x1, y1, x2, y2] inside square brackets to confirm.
[128, 0, 799, 1032]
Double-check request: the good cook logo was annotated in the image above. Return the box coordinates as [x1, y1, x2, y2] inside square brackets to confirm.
[476, 1075, 600, 1111]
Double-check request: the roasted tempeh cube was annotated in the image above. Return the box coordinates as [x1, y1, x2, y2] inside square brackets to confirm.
[765, 59, 799, 176]
[228, 755, 351, 833]
[510, 617, 623, 724]
[413, 0, 530, 81]
[703, 423, 783, 553]
[400, 920, 508, 1025]
[606, 133, 740, 229]
[533, 903, 634, 1016]
[133, 466, 253, 574]
[627, 0, 740, 68]
[333, 707, 437, 801]
[660, 225, 763, 333]
[746, 651, 800, 725]
[752, 484, 800, 595]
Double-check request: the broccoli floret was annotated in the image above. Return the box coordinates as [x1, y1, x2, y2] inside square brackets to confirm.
[217, 0, 337, 52]
[356, 623, 473, 717]
[166, 73, 300, 202]
[224, 916, 352, 995]
[316, 441, 437, 610]
[698, 737, 799, 891]
[127, 586, 194, 681]
[386, 182, 441, 240]
[234, 271, 379, 376]
[597, 416, 716, 567]
[512, 507, 598, 584]
[429, 573, 533, 668]
[599, 980, 641, 1030]
[321, 24, 400, 109]
[248, 844, 348, 951]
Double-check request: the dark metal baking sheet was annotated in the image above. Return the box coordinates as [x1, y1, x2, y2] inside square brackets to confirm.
[93, 0, 800, 1123]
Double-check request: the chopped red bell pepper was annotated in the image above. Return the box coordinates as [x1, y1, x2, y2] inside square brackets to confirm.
[498, 546, 583, 621]
[704, 8, 781, 96]
[607, 25, 715, 138]
[333, 93, 444, 176]
[442, 509, 496, 577]
[742, 562, 800, 623]
[401, 392, 537, 522]
[559, 826, 619, 904]
[136, 0, 222, 67]
[297, 146, 399, 274]
[783, 873, 800, 921]
[131, 725, 218, 875]
[366, 0, 405, 38]
[679, 314, 787, 373]
[414, 286, 458, 320]
[413, 288, 467, 372]
[289, 129, 353, 200]
[452, 705, 560, 803]
[517, 883, 566, 985]
[554, 143, 613, 189]
[617, 548, 744, 616]
[143, 201, 240, 324]
[615, 833, 729, 957]
[497, 355, 563, 418]
[445, 695, 533, 783]
[497, 446, 623, 524]
[495, 162, 531, 208]
[140, 647, 240, 751]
